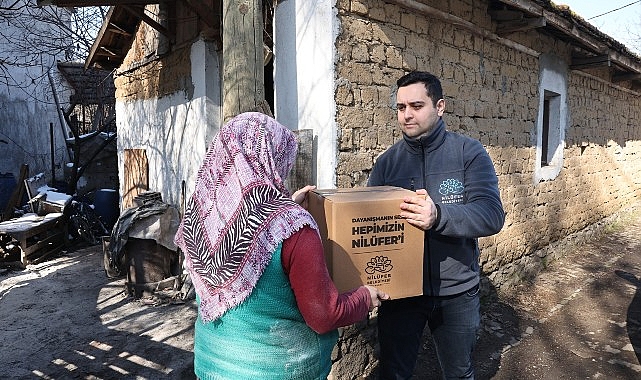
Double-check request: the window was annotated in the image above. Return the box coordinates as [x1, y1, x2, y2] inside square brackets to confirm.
[541, 90, 561, 166]
[535, 54, 567, 183]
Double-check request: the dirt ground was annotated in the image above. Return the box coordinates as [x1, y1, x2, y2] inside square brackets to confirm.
[2, 204, 641, 379]
[412, 204, 641, 380]
[478, 205, 641, 380]
[0, 245, 197, 379]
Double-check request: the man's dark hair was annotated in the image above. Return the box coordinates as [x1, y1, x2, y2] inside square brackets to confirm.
[397, 71, 443, 107]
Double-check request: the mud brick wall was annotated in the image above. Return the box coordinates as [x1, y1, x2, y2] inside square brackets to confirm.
[114, 5, 198, 102]
[334, 0, 641, 293]
[115, 32, 194, 101]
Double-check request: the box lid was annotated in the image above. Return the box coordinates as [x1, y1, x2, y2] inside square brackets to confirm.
[312, 186, 414, 203]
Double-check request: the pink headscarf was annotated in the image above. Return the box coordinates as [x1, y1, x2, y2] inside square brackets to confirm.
[174, 112, 318, 322]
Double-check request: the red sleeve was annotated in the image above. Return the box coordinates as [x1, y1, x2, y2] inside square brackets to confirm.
[281, 225, 371, 334]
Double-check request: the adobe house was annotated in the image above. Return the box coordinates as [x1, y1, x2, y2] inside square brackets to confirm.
[42, 0, 641, 376]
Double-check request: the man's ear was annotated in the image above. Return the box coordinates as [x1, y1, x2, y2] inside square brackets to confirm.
[436, 98, 445, 116]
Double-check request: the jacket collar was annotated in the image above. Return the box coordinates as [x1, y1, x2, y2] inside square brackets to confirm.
[402, 118, 446, 154]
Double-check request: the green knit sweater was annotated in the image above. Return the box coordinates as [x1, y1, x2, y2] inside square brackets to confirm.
[193, 244, 339, 379]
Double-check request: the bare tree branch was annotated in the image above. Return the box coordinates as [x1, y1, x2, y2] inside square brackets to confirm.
[0, 0, 106, 90]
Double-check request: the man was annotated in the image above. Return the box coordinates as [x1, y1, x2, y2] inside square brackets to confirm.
[368, 71, 505, 379]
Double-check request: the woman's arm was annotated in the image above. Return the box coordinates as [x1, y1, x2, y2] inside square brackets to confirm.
[282, 225, 371, 334]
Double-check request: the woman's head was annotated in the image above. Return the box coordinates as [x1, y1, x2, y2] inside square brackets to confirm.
[211, 112, 297, 195]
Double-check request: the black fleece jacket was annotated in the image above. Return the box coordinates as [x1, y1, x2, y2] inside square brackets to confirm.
[368, 118, 505, 296]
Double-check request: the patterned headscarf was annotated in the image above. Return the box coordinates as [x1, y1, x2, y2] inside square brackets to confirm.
[174, 112, 318, 322]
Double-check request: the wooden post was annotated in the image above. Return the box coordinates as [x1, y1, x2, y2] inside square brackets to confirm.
[50, 122, 56, 183]
[222, 0, 265, 122]
[286, 129, 314, 194]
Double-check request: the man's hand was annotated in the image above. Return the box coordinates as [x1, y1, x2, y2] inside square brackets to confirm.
[400, 189, 438, 231]
[292, 185, 316, 209]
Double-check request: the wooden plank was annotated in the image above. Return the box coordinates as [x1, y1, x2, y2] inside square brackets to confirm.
[123, 149, 149, 210]
[0, 215, 63, 241]
[497, 17, 546, 35]
[285, 129, 313, 193]
[24, 173, 49, 213]
[28, 243, 66, 265]
[22, 231, 65, 257]
[121, 5, 172, 38]
[613, 72, 641, 82]
[571, 54, 611, 69]
[0, 214, 66, 266]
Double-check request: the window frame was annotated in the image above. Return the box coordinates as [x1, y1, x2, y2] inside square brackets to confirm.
[535, 54, 568, 183]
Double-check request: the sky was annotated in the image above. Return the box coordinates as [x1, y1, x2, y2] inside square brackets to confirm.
[555, 0, 641, 53]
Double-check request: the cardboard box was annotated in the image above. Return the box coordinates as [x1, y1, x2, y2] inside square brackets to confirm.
[308, 186, 424, 299]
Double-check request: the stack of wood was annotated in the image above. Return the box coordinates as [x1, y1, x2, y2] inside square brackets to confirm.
[0, 167, 70, 268]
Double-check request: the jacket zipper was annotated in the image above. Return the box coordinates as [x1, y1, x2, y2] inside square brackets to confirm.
[421, 141, 433, 296]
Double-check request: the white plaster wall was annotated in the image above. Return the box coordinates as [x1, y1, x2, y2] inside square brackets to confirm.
[274, 0, 338, 189]
[0, 1, 71, 185]
[116, 39, 221, 207]
[534, 53, 568, 184]
[0, 55, 69, 184]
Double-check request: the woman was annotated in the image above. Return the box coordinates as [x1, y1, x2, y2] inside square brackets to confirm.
[174, 112, 388, 380]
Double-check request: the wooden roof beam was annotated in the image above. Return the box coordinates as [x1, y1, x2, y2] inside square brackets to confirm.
[98, 46, 121, 56]
[385, 0, 540, 57]
[121, 4, 172, 40]
[86, 5, 117, 69]
[497, 0, 606, 52]
[498, 0, 641, 74]
[608, 49, 641, 75]
[185, 0, 217, 29]
[612, 72, 641, 82]
[570, 54, 611, 70]
[488, 9, 524, 22]
[497, 16, 546, 35]
[107, 21, 133, 36]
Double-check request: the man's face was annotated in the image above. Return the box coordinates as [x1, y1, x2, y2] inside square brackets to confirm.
[396, 82, 445, 138]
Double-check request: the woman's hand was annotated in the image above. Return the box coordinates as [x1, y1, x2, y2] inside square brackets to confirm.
[292, 185, 316, 209]
[364, 285, 390, 311]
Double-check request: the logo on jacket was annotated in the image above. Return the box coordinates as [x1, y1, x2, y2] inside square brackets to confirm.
[439, 179, 464, 204]
[439, 179, 464, 195]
